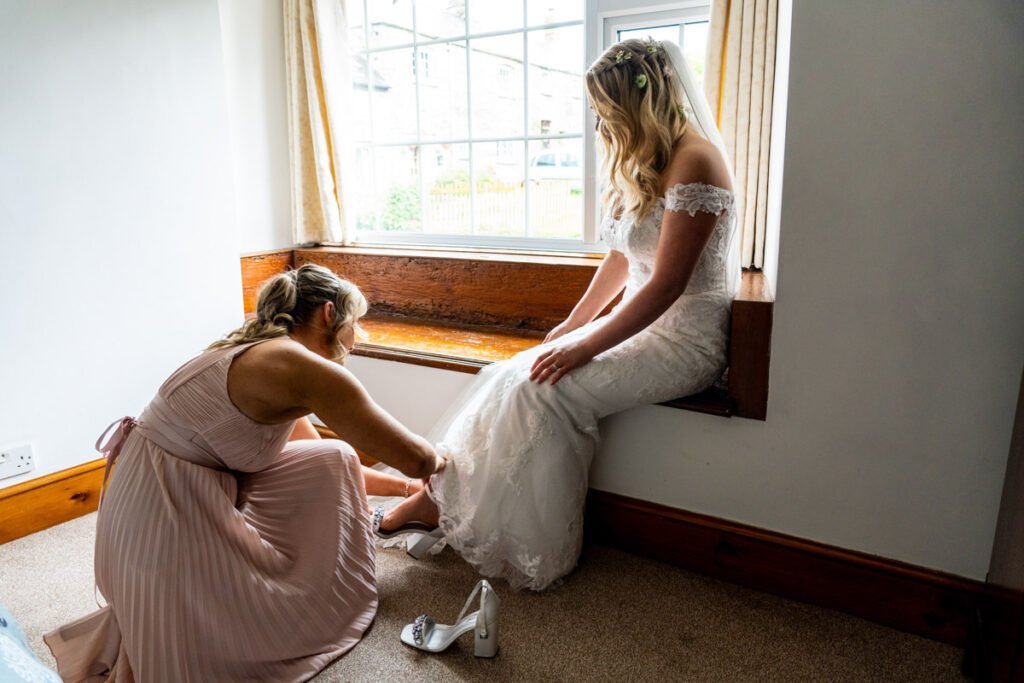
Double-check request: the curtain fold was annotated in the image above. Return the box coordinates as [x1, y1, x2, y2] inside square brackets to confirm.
[704, 0, 778, 269]
[283, 0, 353, 245]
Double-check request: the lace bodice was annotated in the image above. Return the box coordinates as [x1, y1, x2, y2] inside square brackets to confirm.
[600, 182, 737, 331]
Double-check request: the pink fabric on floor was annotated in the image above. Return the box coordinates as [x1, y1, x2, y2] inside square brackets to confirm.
[44, 341, 377, 682]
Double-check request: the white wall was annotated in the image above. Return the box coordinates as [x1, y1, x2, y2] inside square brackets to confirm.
[348, 0, 1024, 580]
[0, 0, 242, 486]
[13, 0, 1019, 582]
[217, 0, 292, 253]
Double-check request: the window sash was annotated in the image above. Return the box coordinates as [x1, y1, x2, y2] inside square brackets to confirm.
[347, 2, 711, 254]
[350, 0, 591, 251]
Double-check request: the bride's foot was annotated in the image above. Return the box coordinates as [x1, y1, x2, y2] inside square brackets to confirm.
[381, 489, 440, 532]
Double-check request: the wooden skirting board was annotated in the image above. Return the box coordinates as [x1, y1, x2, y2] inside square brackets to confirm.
[1, 456, 1005, 651]
[0, 459, 105, 544]
[586, 489, 986, 647]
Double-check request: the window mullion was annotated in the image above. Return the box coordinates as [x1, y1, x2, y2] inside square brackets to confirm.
[363, 0, 379, 234]
[465, 6, 476, 237]
[522, 14, 530, 238]
[412, 4, 426, 236]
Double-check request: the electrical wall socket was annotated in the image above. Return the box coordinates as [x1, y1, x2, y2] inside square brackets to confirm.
[0, 443, 35, 481]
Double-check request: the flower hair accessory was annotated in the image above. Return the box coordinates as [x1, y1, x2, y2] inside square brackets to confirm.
[645, 39, 661, 54]
[634, 74, 648, 89]
[614, 49, 632, 64]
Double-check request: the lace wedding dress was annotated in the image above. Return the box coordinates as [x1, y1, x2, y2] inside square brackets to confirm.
[427, 182, 738, 591]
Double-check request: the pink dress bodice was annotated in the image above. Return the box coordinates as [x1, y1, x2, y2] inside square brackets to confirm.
[141, 340, 294, 472]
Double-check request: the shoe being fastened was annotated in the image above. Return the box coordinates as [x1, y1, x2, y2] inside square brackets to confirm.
[400, 579, 500, 657]
[371, 505, 443, 559]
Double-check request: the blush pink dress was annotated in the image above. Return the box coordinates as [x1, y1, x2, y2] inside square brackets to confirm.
[44, 340, 377, 682]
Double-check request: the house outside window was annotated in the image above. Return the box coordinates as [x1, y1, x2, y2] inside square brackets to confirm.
[347, 1, 709, 252]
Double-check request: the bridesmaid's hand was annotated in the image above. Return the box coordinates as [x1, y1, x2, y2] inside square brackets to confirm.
[530, 340, 595, 385]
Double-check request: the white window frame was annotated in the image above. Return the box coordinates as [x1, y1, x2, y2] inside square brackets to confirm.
[351, 1, 711, 255]
[352, 2, 590, 253]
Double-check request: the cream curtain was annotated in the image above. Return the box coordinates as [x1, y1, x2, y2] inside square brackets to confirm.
[283, 0, 353, 245]
[704, 0, 778, 269]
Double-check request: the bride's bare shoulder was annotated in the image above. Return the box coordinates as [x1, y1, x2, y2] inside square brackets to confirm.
[660, 133, 732, 193]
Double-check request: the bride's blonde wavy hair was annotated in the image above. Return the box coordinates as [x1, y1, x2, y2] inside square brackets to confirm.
[585, 38, 688, 219]
[209, 264, 367, 363]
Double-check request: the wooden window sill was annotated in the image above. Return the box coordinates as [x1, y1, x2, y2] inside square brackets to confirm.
[354, 315, 733, 417]
[240, 246, 772, 419]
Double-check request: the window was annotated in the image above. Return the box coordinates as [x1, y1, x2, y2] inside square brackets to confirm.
[347, 1, 710, 253]
[601, 5, 710, 90]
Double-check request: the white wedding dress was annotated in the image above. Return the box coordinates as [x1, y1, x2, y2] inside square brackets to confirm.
[428, 182, 738, 590]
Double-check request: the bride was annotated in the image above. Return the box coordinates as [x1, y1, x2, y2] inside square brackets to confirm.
[377, 38, 740, 591]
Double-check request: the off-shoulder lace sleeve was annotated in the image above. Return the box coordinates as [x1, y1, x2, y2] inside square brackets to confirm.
[663, 182, 735, 217]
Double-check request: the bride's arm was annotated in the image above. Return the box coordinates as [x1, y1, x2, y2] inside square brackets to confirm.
[545, 249, 628, 342]
[531, 207, 719, 384]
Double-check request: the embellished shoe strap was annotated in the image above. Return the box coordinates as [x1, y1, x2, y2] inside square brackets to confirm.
[412, 614, 434, 646]
[371, 505, 385, 533]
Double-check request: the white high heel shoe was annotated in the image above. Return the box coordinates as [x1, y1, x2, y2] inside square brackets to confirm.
[371, 505, 443, 559]
[400, 579, 500, 658]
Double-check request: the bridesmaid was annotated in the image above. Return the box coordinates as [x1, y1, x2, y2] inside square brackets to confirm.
[46, 264, 444, 682]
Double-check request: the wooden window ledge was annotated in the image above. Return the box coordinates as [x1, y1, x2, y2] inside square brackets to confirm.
[241, 246, 772, 419]
[354, 315, 733, 417]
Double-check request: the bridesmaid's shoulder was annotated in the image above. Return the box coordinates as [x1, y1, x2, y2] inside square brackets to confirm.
[234, 337, 317, 372]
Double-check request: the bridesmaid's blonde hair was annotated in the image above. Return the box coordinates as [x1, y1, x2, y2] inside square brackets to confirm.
[585, 38, 689, 220]
[210, 264, 367, 363]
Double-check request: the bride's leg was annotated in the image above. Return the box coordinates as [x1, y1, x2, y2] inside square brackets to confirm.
[362, 465, 423, 498]
[380, 488, 439, 530]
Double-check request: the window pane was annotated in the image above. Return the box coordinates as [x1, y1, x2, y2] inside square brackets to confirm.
[470, 35, 523, 138]
[417, 0, 466, 42]
[473, 141, 524, 236]
[683, 21, 709, 88]
[468, 0, 523, 35]
[374, 146, 421, 233]
[423, 143, 471, 234]
[528, 25, 583, 135]
[617, 24, 679, 44]
[419, 42, 468, 141]
[352, 146, 378, 231]
[369, 49, 418, 142]
[527, 0, 582, 27]
[349, 57, 373, 145]
[349, 0, 366, 52]
[528, 139, 582, 239]
[368, 0, 414, 48]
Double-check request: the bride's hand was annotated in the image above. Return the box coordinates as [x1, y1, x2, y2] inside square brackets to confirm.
[529, 340, 595, 385]
[544, 318, 581, 344]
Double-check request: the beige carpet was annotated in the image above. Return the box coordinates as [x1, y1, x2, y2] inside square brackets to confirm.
[0, 514, 966, 682]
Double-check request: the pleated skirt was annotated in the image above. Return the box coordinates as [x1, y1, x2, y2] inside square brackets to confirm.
[45, 435, 377, 683]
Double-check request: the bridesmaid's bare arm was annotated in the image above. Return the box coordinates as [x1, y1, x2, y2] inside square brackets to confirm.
[289, 408, 422, 496]
[229, 340, 441, 479]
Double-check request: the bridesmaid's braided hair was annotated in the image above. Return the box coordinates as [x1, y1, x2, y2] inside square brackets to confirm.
[209, 264, 367, 363]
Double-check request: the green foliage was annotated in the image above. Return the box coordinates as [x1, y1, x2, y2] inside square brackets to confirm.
[430, 166, 499, 195]
[380, 185, 422, 231]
